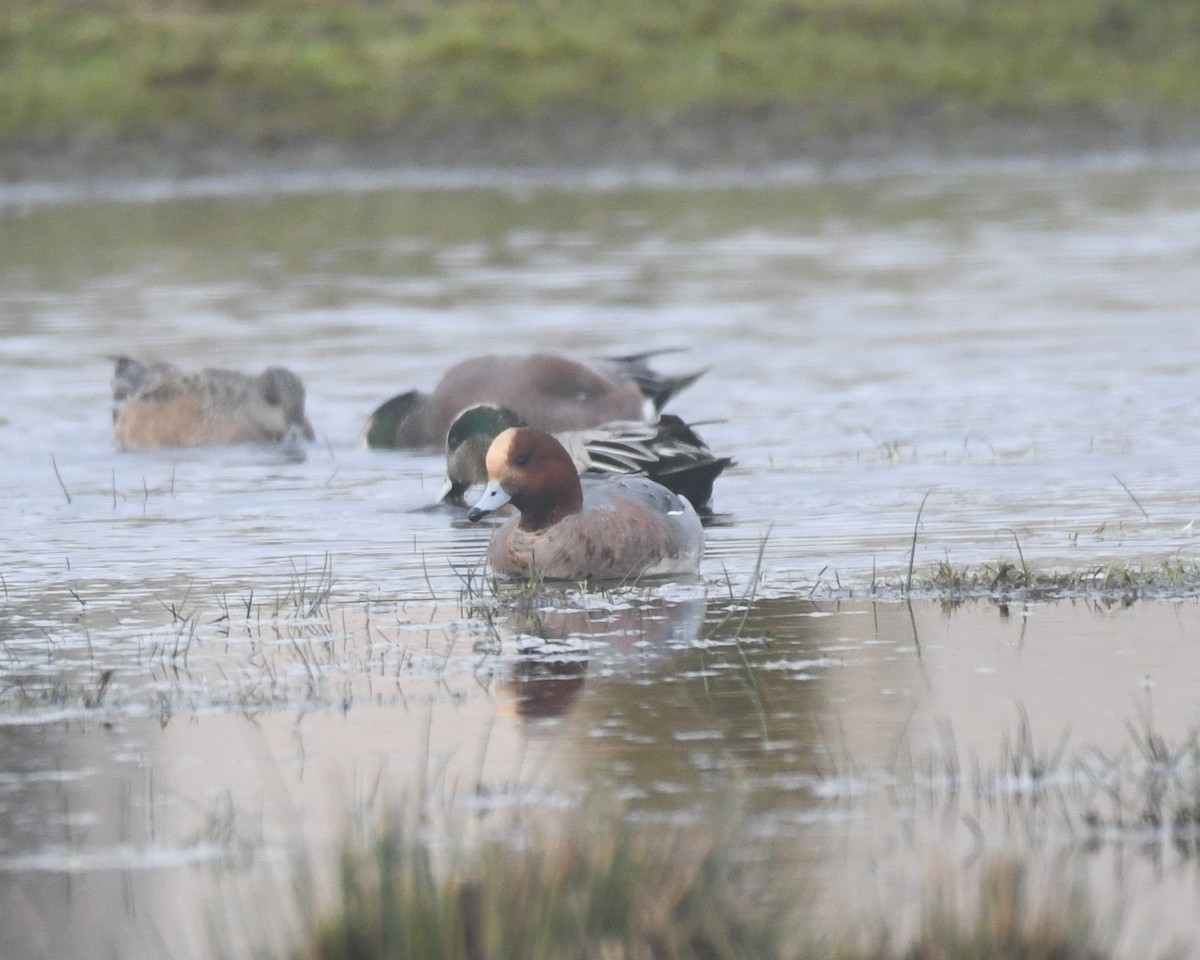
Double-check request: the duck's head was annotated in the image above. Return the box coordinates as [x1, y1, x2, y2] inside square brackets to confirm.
[440, 404, 526, 505]
[467, 427, 583, 531]
[259, 367, 316, 442]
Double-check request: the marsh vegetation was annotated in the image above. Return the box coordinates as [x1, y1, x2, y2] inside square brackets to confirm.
[296, 803, 1114, 960]
[4, 0, 1200, 172]
[3, 139, 1200, 960]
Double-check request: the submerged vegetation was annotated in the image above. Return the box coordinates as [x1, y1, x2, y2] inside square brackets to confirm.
[3, 0, 1200, 166]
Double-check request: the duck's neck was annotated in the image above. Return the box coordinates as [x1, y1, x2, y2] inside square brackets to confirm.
[515, 466, 584, 532]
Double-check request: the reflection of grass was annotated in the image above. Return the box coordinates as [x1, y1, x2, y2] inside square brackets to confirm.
[292, 802, 1113, 960]
[892, 706, 1200, 860]
[282, 552, 336, 621]
[5, 0, 1200, 155]
[1082, 704, 1200, 849]
[0, 667, 116, 712]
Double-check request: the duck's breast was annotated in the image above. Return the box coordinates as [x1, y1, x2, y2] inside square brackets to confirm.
[488, 476, 702, 580]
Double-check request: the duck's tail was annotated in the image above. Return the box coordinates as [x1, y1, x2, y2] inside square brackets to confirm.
[584, 414, 733, 512]
[601, 350, 707, 413]
[654, 455, 735, 516]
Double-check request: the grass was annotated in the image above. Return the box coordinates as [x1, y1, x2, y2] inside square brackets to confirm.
[894, 705, 1200, 865]
[7, 566, 1200, 956]
[884, 490, 1200, 603]
[0, 666, 117, 712]
[299, 803, 791, 960]
[286, 704, 1200, 960]
[2, 551, 1196, 724]
[4, 0, 1200, 162]
[913, 557, 1200, 603]
[1078, 704, 1200, 850]
[903, 858, 1107, 960]
[292, 799, 1114, 960]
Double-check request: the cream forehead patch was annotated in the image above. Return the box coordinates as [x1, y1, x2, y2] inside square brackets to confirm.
[486, 428, 519, 479]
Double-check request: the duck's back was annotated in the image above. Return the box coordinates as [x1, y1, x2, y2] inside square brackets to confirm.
[433, 354, 646, 435]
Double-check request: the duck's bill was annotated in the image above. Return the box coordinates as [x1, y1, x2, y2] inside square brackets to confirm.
[467, 481, 512, 522]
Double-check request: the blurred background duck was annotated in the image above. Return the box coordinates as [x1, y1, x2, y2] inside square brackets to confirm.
[111, 355, 315, 450]
[359, 350, 704, 449]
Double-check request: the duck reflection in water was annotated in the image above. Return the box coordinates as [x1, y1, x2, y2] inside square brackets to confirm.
[490, 594, 706, 721]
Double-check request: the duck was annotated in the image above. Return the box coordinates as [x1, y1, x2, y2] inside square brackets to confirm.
[111, 355, 315, 450]
[466, 427, 704, 582]
[359, 351, 704, 449]
[440, 403, 732, 513]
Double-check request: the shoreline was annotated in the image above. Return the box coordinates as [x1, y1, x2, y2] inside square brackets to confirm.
[5, 103, 1200, 204]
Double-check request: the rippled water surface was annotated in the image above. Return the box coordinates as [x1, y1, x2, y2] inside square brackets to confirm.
[3, 160, 1200, 959]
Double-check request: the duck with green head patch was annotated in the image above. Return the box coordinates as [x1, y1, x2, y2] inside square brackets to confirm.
[441, 403, 732, 514]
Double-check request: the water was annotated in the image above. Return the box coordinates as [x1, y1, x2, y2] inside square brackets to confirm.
[2, 158, 1200, 958]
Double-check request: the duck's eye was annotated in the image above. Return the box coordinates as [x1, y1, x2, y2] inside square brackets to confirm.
[514, 452, 531, 467]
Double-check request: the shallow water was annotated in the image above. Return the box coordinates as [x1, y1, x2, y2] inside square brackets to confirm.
[3, 158, 1200, 958]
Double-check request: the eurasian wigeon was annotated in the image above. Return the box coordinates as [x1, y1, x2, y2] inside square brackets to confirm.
[467, 427, 704, 582]
[359, 351, 704, 449]
[440, 403, 733, 513]
[111, 355, 315, 450]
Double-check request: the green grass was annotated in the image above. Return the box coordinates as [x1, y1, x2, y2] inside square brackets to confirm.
[912, 557, 1200, 603]
[293, 802, 1112, 960]
[300, 806, 793, 960]
[291, 707, 1200, 959]
[4, 0, 1200, 154]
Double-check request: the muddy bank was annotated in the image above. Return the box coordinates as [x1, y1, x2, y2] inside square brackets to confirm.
[4, 101, 1200, 197]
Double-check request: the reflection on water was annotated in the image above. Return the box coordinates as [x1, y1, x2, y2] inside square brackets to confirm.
[3, 587, 1200, 957]
[3, 159, 1200, 957]
[493, 594, 707, 720]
